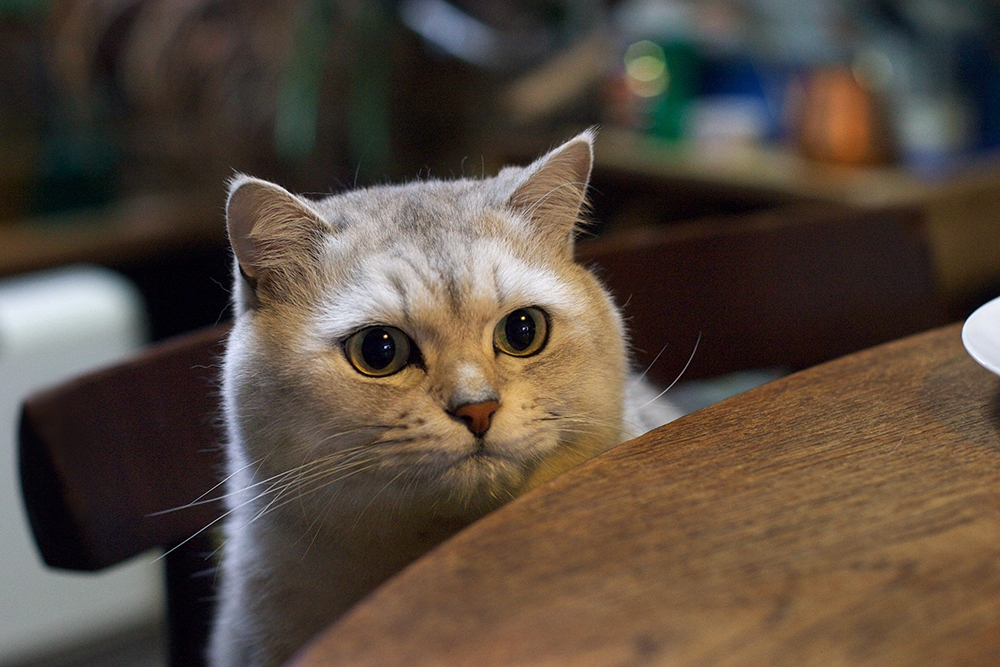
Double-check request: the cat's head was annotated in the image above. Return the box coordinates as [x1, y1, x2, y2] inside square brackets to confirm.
[223, 131, 627, 519]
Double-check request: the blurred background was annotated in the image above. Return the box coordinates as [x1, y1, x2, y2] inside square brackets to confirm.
[1, 0, 999, 337]
[2, 0, 1000, 665]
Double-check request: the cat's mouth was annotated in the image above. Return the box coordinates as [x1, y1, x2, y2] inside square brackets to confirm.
[437, 448, 527, 498]
[452, 447, 518, 471]
[462, 447, 501, 462]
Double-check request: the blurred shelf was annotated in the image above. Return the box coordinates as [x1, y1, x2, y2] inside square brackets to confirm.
[595, 129, 1000, 207]
[0, 191, 225, 276]
[2, 130, 998, 310]
[594, 129, 1000, 301]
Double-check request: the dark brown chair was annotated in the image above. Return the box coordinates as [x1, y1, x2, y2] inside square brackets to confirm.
[17, 203, 947, 667]
[577, 203, 948, 385]
[19, 324, 230, 667]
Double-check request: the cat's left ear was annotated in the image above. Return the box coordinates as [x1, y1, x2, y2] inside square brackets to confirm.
[226, 175, 330, 303]
[508, 129, 594, 258]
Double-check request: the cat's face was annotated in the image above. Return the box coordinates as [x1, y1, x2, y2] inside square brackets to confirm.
[223, 132, 627, 520]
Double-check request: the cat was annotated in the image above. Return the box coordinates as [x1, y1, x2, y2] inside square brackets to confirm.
[208, 130, 683, 667]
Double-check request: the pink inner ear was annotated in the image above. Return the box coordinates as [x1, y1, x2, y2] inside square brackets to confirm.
[509, 138, 593, 245]
[224, 177, 332, 288]
[227, 182, 264, 279]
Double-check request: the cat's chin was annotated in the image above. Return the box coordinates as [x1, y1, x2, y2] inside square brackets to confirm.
[423, 451, 530, 517]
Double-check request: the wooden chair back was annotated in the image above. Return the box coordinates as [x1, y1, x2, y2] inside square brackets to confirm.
[19, 324, 229, 667]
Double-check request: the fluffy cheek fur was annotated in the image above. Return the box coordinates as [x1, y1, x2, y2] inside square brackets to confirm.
[515, 292, 627, 491]
[224, 316, 415, 520]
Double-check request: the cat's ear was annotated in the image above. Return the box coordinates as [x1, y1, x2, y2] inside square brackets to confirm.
[508, 129, 594, 257]
[226, 175, 329, 301]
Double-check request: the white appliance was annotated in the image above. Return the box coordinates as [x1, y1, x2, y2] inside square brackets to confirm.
[0, 265, 164, 664]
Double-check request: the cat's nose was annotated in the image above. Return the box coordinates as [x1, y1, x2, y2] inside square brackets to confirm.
[451, 400, 500, 437]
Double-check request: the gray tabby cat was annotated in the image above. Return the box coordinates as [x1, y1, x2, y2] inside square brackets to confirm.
[210, 131, 681, 667]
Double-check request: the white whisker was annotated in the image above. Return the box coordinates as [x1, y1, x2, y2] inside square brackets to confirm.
[635, 331, 701, 412]
[630, 342, 670, 386]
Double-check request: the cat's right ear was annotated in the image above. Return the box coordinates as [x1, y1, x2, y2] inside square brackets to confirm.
[226, 175, 329, 304]
[507, 129, 594, 260]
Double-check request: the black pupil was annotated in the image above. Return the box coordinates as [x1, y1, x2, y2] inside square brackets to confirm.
[362, 329, 397, 370]
[505, 310, 536, 351]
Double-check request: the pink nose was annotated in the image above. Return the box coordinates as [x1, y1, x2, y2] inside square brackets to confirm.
[452, 400, 500, 436]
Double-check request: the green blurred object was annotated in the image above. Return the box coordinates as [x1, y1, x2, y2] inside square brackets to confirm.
[274, 0, 392, 179]
[274, 0, 332, 162]
[347, 0, 392, 180]
[35, 131, 117, 215]
[649, 40, 699, 142]
[0, 0, 49, 18]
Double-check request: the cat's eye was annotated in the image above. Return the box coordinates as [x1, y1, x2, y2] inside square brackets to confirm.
[345, 326, 413, 377]
[494, 307, 548, 357]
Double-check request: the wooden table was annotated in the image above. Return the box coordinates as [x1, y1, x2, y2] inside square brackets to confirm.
[290, 323, 1000, 666]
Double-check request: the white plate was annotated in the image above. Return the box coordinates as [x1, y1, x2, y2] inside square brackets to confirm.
[963, 295, 1000, 375]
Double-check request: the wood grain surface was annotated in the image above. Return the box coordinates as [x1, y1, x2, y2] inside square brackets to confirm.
[291, 323, 1000, 666]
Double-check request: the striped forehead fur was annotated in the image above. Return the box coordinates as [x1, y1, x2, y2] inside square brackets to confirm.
[294, 165, 589, 341]
[312, 235, 584, 342]
[312, 177, 517, 240]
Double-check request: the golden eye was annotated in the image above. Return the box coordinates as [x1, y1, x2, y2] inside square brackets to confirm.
[345, 326, 413, 377]
[494, 307, 548, 357]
